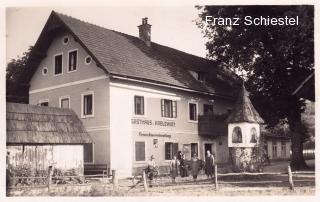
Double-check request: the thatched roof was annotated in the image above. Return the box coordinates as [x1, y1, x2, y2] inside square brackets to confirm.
[226, 84, 264, 124]
[7, 103, 92, 144]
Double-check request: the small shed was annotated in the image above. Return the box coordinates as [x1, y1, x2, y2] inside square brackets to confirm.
[6, 102, 93, 175]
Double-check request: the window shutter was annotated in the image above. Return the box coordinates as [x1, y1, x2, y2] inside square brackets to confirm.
[173, 101, 177, 118]
[135, 142, 145, 161]
[173, 143, 179, 157]
[161, 99, 164, 117]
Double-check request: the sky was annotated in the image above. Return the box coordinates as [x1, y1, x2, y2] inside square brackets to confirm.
[5, 6, 208, 63]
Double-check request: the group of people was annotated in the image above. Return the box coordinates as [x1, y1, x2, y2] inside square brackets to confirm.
[144, 150, 215, 186]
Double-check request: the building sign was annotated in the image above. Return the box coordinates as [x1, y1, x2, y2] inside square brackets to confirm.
[139, 132, 171, 138]
[131, 118, 175, 127]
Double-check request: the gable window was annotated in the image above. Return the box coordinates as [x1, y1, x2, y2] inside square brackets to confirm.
[189, 102, 198, 121]
[81, 92, 94, 118]
[161, 99, 177, 118]
[203, 104, 214, 115]
[62, 36, 69, 45]
[232, 126, 242, 143]
[42, 67, 48, 76]
[84, 143, 93, 163]
[165, 142, 178, 160]
[68, 50, 78, 72]
[85, 56, 92, 65]
[134, 96, 144, 115]
[135, 141, 146, 161]
[54, 54, 63, 75]
[59, 96, 70, 109]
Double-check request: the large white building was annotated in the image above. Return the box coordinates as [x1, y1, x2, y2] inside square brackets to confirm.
[24, 11, 260, 177]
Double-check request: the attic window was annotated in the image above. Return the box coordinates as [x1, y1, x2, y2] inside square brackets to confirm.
[85, 56, 92, 65]
[197, 72, 205, 82]
[63, 36, 69, 45]
[42, 67, 48, 75]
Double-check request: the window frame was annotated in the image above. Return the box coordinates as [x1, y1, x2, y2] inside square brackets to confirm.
[81, 91, 94, 118]
[134, 140, 147, 163]
[84, 55, 92, 65]
[53, 53, 63, 76]
[191, 143, 199, 158]
[161, 99, 177, 119]
[83, 143, 94, 164]
[188, 101, 198, 122]
[232, 126, 243, 143]
[164, 142, 178, 161]
[42, 67, 48, 76]
[67, 49, 78, 72]
[133, 95, 146, 117]
[59, 95, 71, 108]
[62, 36, 69, 45]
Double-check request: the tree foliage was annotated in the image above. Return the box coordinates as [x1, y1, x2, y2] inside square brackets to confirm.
[196, 5, 313, 126]
[196, 5, 314, 169]
[6, 46, 33, 103]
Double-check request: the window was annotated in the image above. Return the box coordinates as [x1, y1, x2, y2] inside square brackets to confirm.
[39, 101, 49, 107]
[83, 143, 93, 163]
[189, 103, 198, 121]
[134, 96, 144, 115]
[85, 56, 92, 65]
[272, 140, 278, 159]
[232, 126, 242, 143]
[68, 50, 78, 71]
[203, 104, 213, 115]
[82, 92, 94, 117]
[135, 141, 146, 161]
[161, 99, 177, 118]
[191, 143, 198, 157]
[250, 127, 258, 143]
[42, 67, 48, 76]
[54, 54, 63, 75]
[60, 96, 70, 108]
[165, 142, 178, 160]
[281, 141, 286, 158]
[197, 72, 205, 82]
[63, 36, 69, 45]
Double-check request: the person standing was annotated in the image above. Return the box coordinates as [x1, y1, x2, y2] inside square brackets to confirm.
[170, 155, 179, 183]
[146, 155, 158, 187]
[205, 150, 215, 179]
[190, 153, 200, 182]
[179, 154, 187, 178]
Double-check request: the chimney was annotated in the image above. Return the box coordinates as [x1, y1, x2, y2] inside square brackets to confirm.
[138, 17, 151, 47]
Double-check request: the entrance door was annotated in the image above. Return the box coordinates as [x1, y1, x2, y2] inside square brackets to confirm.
[204, 143, 216, 159]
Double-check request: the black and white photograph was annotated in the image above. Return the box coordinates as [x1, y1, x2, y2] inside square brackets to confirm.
[2, 0, 317, 198]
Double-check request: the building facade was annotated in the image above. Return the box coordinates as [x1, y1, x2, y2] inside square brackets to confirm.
[26, 11, 242, 177]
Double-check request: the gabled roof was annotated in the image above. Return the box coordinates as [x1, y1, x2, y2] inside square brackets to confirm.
[23, 11, 240, 98]
[226, 84, 264, 124]
[6, 103, 92, 144]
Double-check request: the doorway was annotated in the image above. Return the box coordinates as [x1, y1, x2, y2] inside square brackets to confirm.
[204, 143, 216, 158]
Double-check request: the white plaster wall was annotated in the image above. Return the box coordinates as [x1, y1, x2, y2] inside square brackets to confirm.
[228, 123, 260, 147]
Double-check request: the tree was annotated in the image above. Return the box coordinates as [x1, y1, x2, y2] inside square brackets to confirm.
[6, 46, 33, 103]
[196, 5, 314, 169]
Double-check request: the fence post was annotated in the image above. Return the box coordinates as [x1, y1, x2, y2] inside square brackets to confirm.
[112, 169, 118, 189]
[142, 171, 148, 192]
[214, 164, 218, 189]
[287, 166, 294, 190]
[47, 166, 53, 192]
